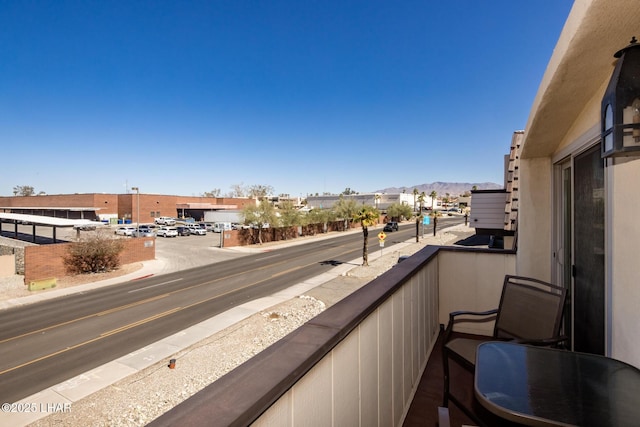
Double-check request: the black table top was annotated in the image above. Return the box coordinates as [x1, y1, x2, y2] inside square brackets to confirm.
[474, 342, 640, 427]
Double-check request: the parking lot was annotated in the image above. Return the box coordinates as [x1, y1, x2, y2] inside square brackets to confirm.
[1, 222, 251, 275]
[110, 224, 252, 274]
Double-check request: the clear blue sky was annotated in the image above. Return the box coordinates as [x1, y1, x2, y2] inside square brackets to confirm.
[1, 0, 574, 197]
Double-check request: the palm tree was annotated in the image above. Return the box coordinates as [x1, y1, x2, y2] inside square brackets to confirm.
[429, 190, 437, 210]
[418, 192, 426, 212]
[412, 188, 419, 212]
[352, 205, 380, 266]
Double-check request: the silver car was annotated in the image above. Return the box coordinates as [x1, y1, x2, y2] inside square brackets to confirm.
[132, 229, 155, 237]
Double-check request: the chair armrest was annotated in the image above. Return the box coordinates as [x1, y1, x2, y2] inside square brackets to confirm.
[515, 335, 569, 347]
[444, 309, 498, 343]
[449, 309, 498, 319]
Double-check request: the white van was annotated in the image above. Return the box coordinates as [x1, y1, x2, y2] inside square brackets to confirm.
[212, 222, 232, 233]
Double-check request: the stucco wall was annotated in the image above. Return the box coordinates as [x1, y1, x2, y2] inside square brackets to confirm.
[438, 250, 516, 335]
[609, 157, 640, 367]
[516, 158, 552, 282]
[0, 254, 15, 277]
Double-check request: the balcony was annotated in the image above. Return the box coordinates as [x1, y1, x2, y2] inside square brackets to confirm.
[149, 245, 517, 426]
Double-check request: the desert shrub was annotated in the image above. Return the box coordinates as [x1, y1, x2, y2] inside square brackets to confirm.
[63, 231, 125, 274]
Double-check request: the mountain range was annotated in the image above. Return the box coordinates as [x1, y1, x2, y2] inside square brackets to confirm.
[375, 182, 502, 196]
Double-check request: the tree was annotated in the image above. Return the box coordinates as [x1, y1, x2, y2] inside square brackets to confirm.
[418, 192, 426, 212]
[415, 192, 427, 242]
[442, 193, 451, 209]
[278, 201, 301, 228]
[430, 209, 443, 236]
[242, 201, 278, 244]
[412, 188, 419, 212]
[333, 196, 359, 230]
[13, 185, 35, 196]
[306, 208, 336, 234]
[429, 190, 437, 210]
[386, 202, 413, 221]
[352, 205, 380, 266]
[203, 189, 221, 197]
[63, 230, 124, 274]
[248, 184, 274, 199]
[228, 183, 246, 197]
[341, 187, 357, 195]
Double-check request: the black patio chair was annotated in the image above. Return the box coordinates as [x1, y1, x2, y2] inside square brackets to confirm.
[442, 274, 567, 426]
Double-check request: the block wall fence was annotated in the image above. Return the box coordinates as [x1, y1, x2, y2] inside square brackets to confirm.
[23, 237, 155, 284]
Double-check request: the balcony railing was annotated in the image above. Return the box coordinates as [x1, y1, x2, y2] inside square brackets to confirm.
[149, 245, 516, 426]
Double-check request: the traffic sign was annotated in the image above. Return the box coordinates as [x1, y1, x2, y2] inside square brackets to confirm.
[378, 232, 386, 240]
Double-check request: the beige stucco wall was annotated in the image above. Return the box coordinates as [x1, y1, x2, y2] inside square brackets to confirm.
[0, 254, 15, 277]
[516, 158, 552, 282]
[438, 251, 516, 335]
[556, 82, 605, 154]
[609, 157, 640, 367]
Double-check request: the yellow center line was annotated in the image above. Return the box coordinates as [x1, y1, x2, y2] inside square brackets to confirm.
[100, 307, 183, 337]
[0, 244, 359, 376]
[0, 307, 184, 376]
[271, 266, 303, 278]
[0, 294, 170, 345]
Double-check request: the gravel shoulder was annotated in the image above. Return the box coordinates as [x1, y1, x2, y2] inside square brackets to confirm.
[5, 224, 474, 427]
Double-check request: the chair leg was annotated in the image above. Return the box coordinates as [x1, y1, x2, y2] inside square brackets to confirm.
[438, 407, 451, 427]
[442, 347, 451, 407]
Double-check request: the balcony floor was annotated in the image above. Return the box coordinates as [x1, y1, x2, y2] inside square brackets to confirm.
[403, 331, 522, 427]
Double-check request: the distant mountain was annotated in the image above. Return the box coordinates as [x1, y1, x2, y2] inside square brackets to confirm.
[375, 182, 502, 196]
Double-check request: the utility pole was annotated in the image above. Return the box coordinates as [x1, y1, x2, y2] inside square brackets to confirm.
[131, 187, 140, 235]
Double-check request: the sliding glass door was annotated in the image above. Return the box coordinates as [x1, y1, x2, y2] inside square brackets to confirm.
[555, 145, 605, 354]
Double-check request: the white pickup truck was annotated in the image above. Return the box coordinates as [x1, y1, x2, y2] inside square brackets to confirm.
[154, 216, 176, 225]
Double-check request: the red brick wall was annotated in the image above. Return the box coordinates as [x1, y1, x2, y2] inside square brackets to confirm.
[24, 237, 155, 284]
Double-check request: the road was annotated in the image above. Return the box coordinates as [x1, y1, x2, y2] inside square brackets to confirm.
[0, 216, 464, 403]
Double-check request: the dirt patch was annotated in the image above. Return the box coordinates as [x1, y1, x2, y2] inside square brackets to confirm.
[55, 262, 144, 287]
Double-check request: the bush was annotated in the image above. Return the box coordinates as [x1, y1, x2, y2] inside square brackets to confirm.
[63, 231, 125, 274]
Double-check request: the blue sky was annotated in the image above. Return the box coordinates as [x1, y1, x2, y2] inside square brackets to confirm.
[1, 1, 574, 197]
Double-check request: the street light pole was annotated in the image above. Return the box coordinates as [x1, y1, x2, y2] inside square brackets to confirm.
[131, 187, 140, 235]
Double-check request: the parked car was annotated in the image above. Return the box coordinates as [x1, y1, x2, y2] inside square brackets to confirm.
[154, 217, 176, 226]
[213, 222, 233, 233]
[176, 226, 191, 236]
[156, 226, 178, 237]
[132, 229, 155, 237]
[383, 221, 399, 232]
[188, 224, 207, 235]
[397, 255, 410, 264]
[115, 226, 136, 236]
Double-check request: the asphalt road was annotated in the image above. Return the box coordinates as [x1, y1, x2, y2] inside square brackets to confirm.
[0, 216, 463, 403]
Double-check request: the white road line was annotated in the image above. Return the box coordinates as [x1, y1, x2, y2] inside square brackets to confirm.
[128, 278, 183, 293]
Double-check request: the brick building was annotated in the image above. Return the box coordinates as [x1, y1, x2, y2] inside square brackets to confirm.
[0, 193, 255, 224]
